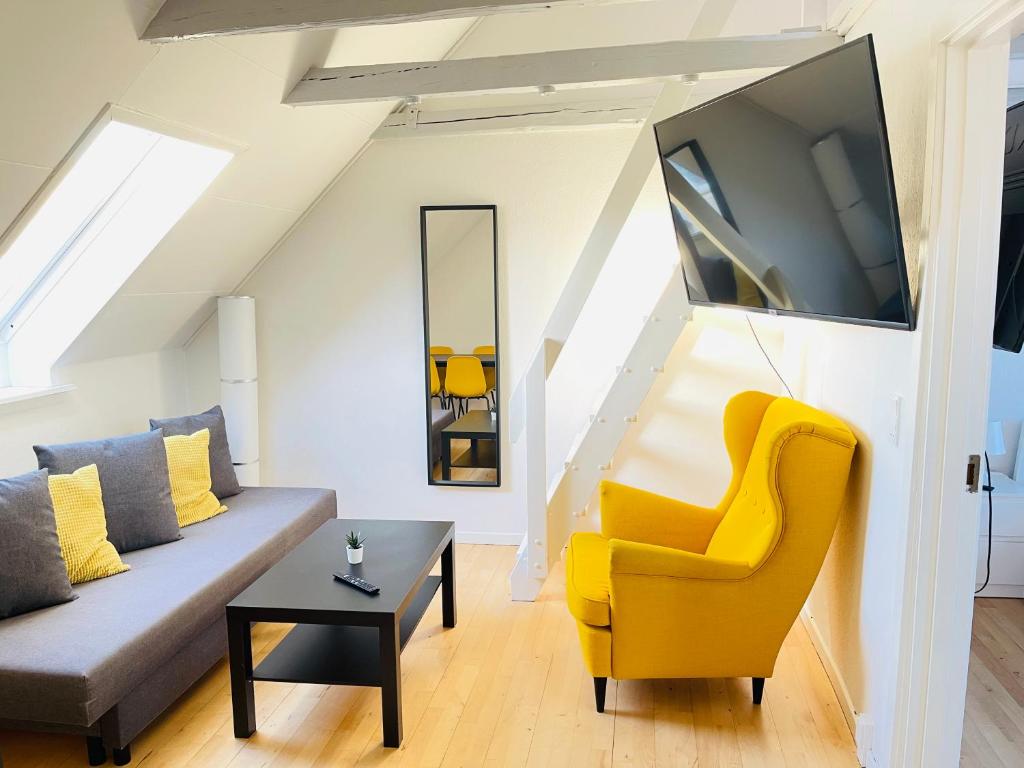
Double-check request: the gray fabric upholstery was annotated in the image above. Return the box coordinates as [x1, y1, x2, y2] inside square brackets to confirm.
[431, 405, 455, 461]
[34, 431, 180, 553]
[0, 486, 336, 728]
[150, 406, 242, 500]
[99, 617, 227, 748]
[0, 469, 75, 620]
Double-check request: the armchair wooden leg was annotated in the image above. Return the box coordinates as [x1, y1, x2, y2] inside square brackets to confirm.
[112, 744, 132, 765]
[594, 677, 608, 713]
[752, 677, 765, 705]
[86, 736, 107, 766]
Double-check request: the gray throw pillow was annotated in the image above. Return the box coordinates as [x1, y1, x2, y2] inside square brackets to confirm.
[149, 405, 242, 500]
[0, 469, 76, 619]
[34, 430, 181, 553]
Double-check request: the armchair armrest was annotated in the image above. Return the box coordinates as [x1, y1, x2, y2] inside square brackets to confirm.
[605, 540, 771, 681]
[609, 539, 752, 581]
[599, 480, 723, 553]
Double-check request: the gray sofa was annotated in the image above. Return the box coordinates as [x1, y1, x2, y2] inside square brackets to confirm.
[0, 486, 336, 766]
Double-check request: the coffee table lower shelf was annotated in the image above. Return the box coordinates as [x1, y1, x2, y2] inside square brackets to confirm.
[253, 575, 442, 687]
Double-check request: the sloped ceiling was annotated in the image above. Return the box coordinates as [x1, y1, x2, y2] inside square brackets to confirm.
[0, 0, 474, 365]
[0, 0, 809, 367]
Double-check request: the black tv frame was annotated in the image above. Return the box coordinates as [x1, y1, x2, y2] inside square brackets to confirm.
[993, 101, 1024, 352]
[653, 34, 916, 332]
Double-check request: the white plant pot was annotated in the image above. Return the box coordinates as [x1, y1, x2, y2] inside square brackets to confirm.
[347, 546, 364, 564]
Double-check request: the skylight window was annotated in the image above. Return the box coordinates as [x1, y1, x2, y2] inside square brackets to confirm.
[0, 111, 232, 386]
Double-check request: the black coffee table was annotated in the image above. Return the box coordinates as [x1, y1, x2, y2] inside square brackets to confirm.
[441, 410, 497, 481]
[226, 519, 455, 748]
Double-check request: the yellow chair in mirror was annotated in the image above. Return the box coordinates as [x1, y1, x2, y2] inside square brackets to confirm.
[444, 356, 489, 417]
[429, 346, 453, 399]
[473, 345, 496, 408]
[429, 357, 445, 408]
[565, 392, 857, 713]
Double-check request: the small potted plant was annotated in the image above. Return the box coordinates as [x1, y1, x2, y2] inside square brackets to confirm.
[346, 530, 366, 564]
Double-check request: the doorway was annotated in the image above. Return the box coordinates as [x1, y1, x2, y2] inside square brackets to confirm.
[894, 5, 1024, 766]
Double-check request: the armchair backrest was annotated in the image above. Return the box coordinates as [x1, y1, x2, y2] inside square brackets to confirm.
[705, 393, 857, 570]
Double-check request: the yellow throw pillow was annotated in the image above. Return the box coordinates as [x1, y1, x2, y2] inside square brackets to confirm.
[49, 465, 130, 584]
[164, 428, 227, 528]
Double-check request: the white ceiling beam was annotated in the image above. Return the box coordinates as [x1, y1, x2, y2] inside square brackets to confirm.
[373, 96, 655, 137]
[141, 0, 650, 42]
[285, 31, 844, 105]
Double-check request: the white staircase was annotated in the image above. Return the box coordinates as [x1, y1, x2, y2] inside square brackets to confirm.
[516, 271, 691, 600]
[508, 82, 695, 601]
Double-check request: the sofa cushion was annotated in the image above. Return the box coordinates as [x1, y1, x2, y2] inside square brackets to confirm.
[0, 486, 336, 727]
[565, 532, 611, 627]
[49, 465, 130, 584]
[150, 406, 242, 500]
[34, 431, 180, 553]
[163, 430, 226, 527]
[0, 469, 76, 620]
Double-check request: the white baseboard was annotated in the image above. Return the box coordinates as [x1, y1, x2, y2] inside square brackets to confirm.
[800, 608, 858, 736]
[454, 531, 523, 545]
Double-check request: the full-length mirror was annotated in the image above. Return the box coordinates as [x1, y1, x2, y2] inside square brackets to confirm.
[421, 205, 499, 486]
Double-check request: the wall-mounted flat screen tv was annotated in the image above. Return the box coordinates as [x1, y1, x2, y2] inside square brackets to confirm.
[993, 101, 1024, 353]
[654, 35, 914, 330]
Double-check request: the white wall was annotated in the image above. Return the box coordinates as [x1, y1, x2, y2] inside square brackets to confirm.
[426, 212, 496, 354]
[185, 128, 637, 542]
[0, 350, 188, 479]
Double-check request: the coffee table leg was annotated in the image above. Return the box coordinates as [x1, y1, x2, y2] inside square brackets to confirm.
[442, 435, 452, 481]
[227, 612, 256, 738]
[442, 539, 457, 628]
[379, 616, 403, 748]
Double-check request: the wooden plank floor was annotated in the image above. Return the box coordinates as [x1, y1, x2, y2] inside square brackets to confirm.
[0, 545, 857, 767]
[961, 598, 1024, 767]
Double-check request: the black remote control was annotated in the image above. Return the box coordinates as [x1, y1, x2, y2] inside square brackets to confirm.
[333, 572, 380, 594]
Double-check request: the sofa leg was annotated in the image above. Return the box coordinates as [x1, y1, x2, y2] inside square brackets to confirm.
[752, 677, 765, 705]
[112, 744, 131, 765]
[86, 736, 107, 766]
[594, 677, 608, 713]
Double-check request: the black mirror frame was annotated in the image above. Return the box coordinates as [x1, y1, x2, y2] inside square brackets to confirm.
[420, 204, 500, 487]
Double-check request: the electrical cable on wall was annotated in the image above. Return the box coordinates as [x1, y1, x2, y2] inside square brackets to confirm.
[746, 315, 794, 398]
[976, 451, 995, 595]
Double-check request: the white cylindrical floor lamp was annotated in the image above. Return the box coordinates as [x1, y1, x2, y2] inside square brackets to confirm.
[218, 296, 260, 486]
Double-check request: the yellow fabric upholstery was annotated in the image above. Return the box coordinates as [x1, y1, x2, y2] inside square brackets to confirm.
[566, 392, 857, 683]
[566, 533, 611, 626]
[49, 465, 130, 584]
[444, 355, 487, 398]
[600, 481, 722, 553]
[430, 348, 453, 392]
[474, 345, 496, 396]
[164, 429, 227, 528]
[430, 357, 441, 396]
[575, 620, 611, 677]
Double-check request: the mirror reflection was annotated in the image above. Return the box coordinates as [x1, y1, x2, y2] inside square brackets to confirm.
[421, 206, 499, 486]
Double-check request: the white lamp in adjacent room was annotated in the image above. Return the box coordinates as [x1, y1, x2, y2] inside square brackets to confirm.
[218, 296, 260, 486]
[988, 420, 1006, 459]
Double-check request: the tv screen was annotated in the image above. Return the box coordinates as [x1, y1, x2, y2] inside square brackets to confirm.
[654, 35, 914, 330]
[993, 101, 1024, 353]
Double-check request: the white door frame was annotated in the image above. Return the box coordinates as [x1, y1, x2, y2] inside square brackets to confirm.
[892, 2, 1021, 765]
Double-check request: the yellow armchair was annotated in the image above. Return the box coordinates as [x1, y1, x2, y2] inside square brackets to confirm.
[565, 391, 857, 711]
